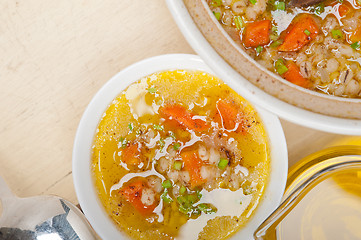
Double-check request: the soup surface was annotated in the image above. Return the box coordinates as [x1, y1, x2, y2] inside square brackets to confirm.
[207, 0, 361, 98]
[92, 70, 270, 239]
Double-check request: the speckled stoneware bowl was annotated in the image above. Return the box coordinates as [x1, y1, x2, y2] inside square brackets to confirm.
[166, 0, 361, 135]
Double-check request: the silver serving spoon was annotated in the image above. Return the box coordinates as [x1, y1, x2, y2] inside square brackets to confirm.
[0, 176, 98, 240]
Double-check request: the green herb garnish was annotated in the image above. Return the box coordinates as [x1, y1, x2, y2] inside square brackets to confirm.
[162, 180, 172, 189]
[153, 124, 164, 131]
[250, 0, 257, 5]
[275, 1, 285, 10]
[218, 158, 229, 170]
[173, 160, 182, 170]
[128, 123, 133, 131]
[256, 45, 264, 53]
[314, 3, 325, 15]
[147, 87, 156, 93]
[351, 41, 360, 50]
[161, 190, 173, 203]
[173, 142, 181, 150]
[275, 59, 288, 75]
[118, 137, 128, 148]
[270, 39, 283, 48]
[304, 29, 311, 36]
[331, 29, 343, 39]
[213, 11, 221, 21]
[159, 138, 165, 148]
[233, 16, 244, 30]
[179, 185, 187, 195]
[211, 0, 222, 7]
[197, 203, 217, 214]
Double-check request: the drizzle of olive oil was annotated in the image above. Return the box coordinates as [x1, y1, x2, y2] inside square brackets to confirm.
[279, 167, 361, 240]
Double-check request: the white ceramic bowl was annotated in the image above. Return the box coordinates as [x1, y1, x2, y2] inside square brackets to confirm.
[166, 0, 361, 135]
[72, 54, 288, 240]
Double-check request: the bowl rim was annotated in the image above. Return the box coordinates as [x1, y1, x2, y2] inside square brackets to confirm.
[166, 0, 361, 135]
[72, 54, 288, 240]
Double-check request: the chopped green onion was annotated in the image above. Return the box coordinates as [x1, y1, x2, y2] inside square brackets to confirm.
[173, 160, 182, 170]
[197, 203, 217, 214]
[256, 46, 264, 53]
[178, 204, 189, 214]
[275, 59, 288, 75]
[173, 142, 181, 150]
[275, 1, 285, 10]
[351, 41, 360, 50]
[147, 87, 156, 93]
[161, 190, 173, 203]
[196, 190, 202, 199]
[118, 137, 128, 148]
[270, 34, 278, 41]
[168, 131, 176, 139]
[271, 25, 278, 34]
[159, 139, 165, 147]
[162, 180, 172, 188]
[314, 3, 325, 15]
[179, 185, 187, 195]
[250, 0, 257, 5]
[213, 11, 221, 21]
[153, 124, 164, 131]
[304, 29, 311, 36]
[270, 39, 283, 48]
[177, 193, 202, 215]
[331, 29, 343, 39]
[233, 16, 244, 30]
[218, 158, 229, 170]
[187, 194, 198, 204]
[128, 123, 133, 131]
[211, 0, 222, 7]
[177, 195, 187, 205]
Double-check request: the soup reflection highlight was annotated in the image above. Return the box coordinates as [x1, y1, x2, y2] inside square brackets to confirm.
[91, 70, 270, 239]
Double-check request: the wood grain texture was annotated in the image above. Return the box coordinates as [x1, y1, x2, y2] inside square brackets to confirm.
[0, 0, 353, 209]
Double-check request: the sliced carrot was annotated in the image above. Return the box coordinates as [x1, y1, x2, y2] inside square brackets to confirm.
[350, 26, 361, 43]
[122, 142, 141, 166]
[243, 20, 271, 48]
[216, 99, 246, 133]
[181, 150, 206, 189]
[159, 104, 209, 132]
[282, 62, 310, 88]
[120, 180, 156, 216]
[338, 4, 350, 17]
[278, 14, 319, 52]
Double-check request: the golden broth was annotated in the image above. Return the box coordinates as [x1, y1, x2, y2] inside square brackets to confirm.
[91, 70, 270, 239]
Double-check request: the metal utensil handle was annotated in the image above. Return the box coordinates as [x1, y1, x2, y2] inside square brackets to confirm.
[0, 176, 15, 200]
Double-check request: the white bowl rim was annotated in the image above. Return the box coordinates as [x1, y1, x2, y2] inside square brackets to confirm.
[166, 0, 361, 135]
[72, 54, 288, 240]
